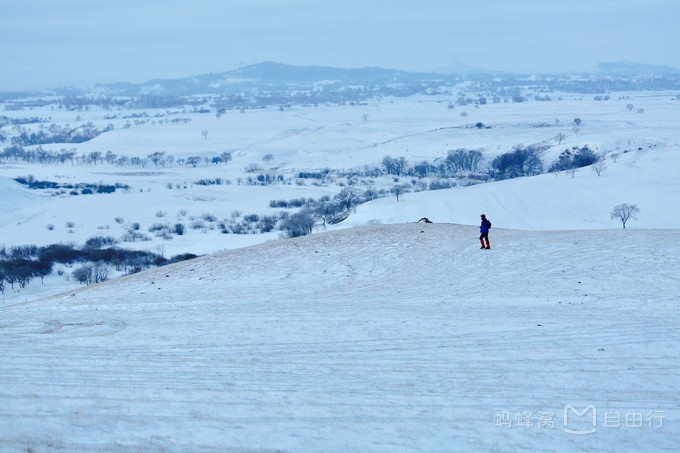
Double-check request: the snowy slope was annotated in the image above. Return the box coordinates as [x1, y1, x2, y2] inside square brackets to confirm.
[344, 145, 680, 230]
[0, 175, 46, 215]
[1, 223, 679, 451]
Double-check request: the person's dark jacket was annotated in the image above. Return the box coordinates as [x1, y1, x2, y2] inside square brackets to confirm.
[480, 219, 491, 233]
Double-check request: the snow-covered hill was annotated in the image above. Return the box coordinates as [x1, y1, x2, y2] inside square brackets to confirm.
[345, 145, 680, 230]
[0, 175, 46, 215]
[2, 223, 678, 451]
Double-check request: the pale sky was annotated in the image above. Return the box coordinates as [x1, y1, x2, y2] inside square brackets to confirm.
[2, 0, 679, 91]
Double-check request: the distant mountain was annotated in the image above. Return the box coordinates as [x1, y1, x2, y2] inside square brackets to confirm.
[594, 61, 680, 76]
[225, 61, 449, 84]
[66, 60, 680, 98]
[99, 62, 457, 96]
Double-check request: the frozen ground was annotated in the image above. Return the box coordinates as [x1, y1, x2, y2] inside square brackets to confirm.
[1, 223, 678, 451]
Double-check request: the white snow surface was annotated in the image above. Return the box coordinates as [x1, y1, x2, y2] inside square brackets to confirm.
[2, 223, 679, 451]
[1, 92, 680, 449]
[0, 175, 47, 214]
[345, 145, 680, 230]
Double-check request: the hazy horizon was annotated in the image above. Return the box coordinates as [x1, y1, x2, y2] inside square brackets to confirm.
[2, 0, 680, 91]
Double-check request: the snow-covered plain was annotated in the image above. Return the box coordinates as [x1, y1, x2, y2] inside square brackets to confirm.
[1, 223, 679, 451]
[1, 89, 680, 450]
[1, 92, 679, 303]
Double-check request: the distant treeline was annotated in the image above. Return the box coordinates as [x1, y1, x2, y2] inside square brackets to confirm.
[14, 175, 130, 195]
[0, 146, 153, 167]
[3, 73, 679, 111]
[0, 241, 197, 293]
[8, 122, 114, 147]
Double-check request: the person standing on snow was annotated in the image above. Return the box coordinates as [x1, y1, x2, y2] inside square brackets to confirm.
[479, 214, 492, 249]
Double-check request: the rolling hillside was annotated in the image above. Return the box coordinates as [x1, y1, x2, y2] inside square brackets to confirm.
[0, 176, 46, 215]
[345, 145, 680, 230]
[2, 223, 678, 451]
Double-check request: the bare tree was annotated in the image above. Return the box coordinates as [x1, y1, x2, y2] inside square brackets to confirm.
[88, 151, 103, 165]
[201, 130, 208, 140]
[592, 160, 607, 176]
[93, 262, 110, 283]
[147, 151, 166, 168]
[33, 260, 52, 285]
[73, 262, 109, 285]
[445, 149, 484, 174]
[382, 155, 408, 176]
[281, 211, 315, 238]
[105, 151, 118, 164]
[390, 184, 410, 201]
[490, 146, 544, 179]
[263, 153, 274, 164]
[555, 132, 566, 145]
[4, 271, 16, 290]
[186, 156, 202, 167]
[245, 163, 263, 173]
[335, 187, 363, 212]
[73, 264, 94, 285]
[220, 151, 232, 165]
[361, 113, 369, 122]
[313, 202, 343, 229]
[610, 203, 640, 229]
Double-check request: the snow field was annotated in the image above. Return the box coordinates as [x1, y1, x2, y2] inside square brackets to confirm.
[1, 90, 679, 450]
[1, 223, 678, 451]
